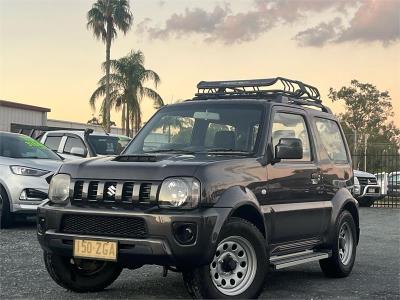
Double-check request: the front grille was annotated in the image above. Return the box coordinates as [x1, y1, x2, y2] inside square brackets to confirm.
[357, 177, 377, 186]
[71, 180, 158, 205]
[60, 214, 147, 238]
[139, 183, 152, 202]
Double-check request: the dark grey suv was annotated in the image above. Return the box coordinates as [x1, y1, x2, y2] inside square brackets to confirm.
[37, 78, 359, 299]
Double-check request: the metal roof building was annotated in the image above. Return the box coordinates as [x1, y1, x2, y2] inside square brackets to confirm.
[0, 99, 50, 132]
[0, 99, 124, 136]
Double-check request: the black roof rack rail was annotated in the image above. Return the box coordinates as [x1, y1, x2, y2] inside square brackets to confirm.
[193, 77, 331, 113]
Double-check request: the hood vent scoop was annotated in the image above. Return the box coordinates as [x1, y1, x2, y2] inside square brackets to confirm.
[114, 155, 158, 162]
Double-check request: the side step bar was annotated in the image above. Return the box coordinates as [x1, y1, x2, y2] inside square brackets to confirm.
[270, 250, 331, 270]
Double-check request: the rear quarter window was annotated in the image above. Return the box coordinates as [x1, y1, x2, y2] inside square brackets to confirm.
[314, 118, 348, 163]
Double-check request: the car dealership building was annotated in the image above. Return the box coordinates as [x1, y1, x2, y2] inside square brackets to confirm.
[0, 99, 123, 136]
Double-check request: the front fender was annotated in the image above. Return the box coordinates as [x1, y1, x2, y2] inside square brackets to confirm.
[210, 185, 267, 243]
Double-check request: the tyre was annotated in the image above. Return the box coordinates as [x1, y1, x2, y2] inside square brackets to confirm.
[358, 197, 375, 207]
[183, 217, 267, 299]
[44, 251, 122, 292]
[0, 187, 14, 229]
[320, 210, 357, 278]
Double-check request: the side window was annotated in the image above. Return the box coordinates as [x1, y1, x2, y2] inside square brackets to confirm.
[272, 112, 311, 161]
[315, 118, 348, 163]
[44, 136, 62, 151]
[63, 137, 86, 154]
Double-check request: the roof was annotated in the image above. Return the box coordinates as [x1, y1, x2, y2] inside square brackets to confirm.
[44, 130, 129, 139]
[193, 77, 332, 114]
[0, 99, 51, 113]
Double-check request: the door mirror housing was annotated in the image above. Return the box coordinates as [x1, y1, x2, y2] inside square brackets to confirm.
[274, 138, 303, 162]
[70, 147, 86, 157]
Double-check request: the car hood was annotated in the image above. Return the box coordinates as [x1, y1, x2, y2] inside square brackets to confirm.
[59, 154, 236, 181]
[0, 157, 62, 173]
[354, 170, 376, 178]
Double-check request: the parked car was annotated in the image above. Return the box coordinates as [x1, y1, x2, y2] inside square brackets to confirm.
[374, 172, 388, 199]
[387, 171, 400, 197]
[39, 129, 130, 160]
[353, 170, 381, 207]
[38, 78, 359, 298]
[0, 132, 62, 228]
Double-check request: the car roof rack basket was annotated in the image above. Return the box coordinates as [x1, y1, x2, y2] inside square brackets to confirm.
[194, 77, 331, 113]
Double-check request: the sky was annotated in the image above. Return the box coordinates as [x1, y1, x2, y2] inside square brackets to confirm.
[0, 0, 399, 128]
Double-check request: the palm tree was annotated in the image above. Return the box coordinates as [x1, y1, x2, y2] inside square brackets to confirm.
[90, 50, 164, 136]
[87, 0, 133, 132]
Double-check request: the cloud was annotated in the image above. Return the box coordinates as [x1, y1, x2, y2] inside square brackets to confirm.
[294, 0, 400, 47]
[144, 5, 230, 40]
[294, 18, 343, 47]
[138, 0, 399, 46]
[337, 0, 400, 45]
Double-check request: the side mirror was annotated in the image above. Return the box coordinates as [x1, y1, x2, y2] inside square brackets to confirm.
[70, 147, 86, 157]
[274, 138, 303, 161]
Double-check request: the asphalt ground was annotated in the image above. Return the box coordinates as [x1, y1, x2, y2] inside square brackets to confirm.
[1, 208, 399, 299]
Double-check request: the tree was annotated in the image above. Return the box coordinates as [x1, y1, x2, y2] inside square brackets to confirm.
[329, 80, 400, 171]
[90, 50, 164, 137]
[87, 0, 133, 133]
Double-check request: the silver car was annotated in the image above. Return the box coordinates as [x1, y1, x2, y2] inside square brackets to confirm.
[0, 132, 62, 228]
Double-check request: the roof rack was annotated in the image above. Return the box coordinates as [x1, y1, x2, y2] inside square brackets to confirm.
[194, 77, 331, 113]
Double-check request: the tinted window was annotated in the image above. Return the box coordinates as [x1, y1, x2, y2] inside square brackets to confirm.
[88, 135, 130, 155]
[315, 118, 348, 162]
[272, 112, 311, 161]
[63, 137, 86, 155]
[125, 103, 263, 155]
[44, 136, 62, 151]
[0, 134, 61, 160]
[142, 115, 195, 152]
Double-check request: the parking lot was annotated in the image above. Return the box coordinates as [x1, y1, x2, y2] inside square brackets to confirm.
[0, 208, 399, 299]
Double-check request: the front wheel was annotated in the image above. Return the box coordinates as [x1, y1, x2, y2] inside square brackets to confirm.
[183, 218, 267, 299]
[44, 251, 122, 292]
[358, 197, 376, 207]
[0, 188, 14, 229]
[320, 210, 357, 278]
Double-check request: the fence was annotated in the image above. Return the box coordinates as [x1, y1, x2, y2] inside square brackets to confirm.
[352, 150, 400, 208]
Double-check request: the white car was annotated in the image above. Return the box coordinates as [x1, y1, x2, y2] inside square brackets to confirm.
[353, 170, 381, 207]
[39, 130, 131, 160]
[0, 132, 62, 228]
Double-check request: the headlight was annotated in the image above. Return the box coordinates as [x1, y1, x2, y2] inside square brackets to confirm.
[48, 174, 71, 204]
[10, 166, 50, 177]
[353, 177, 360, 195]
[158, 177, 200, 209]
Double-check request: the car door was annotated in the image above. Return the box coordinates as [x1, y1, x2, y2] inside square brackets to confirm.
[265, 108, 326, 247]
[42, 134, 63, 152]
[60, 135, 88, 160]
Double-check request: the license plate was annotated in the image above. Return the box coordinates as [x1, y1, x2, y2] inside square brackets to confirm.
[368, 188, 376, 193]
[74, 239, 117, 261]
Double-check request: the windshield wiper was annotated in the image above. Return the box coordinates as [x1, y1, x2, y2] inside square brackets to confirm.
[144, 149, 196, 154]
[205, 149, 253, 156]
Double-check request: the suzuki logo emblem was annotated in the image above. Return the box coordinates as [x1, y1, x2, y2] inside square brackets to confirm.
[107, 185, 117, 197]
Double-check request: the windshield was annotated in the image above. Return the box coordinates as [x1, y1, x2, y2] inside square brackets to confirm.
[88, 135, 130, 155]
[124, 103, 264, 155]
[0, 134, 61, 160]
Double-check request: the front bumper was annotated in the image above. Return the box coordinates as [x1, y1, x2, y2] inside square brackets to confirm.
[1, 172, 50, 214]
[37, 203, 230, 269]
[354, 184, 381, 199]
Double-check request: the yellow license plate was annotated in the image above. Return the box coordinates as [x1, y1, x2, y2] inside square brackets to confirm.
[74, 239, 117, 261]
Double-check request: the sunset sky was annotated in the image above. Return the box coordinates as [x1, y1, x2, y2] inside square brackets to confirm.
[1, 0, 399, 128]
